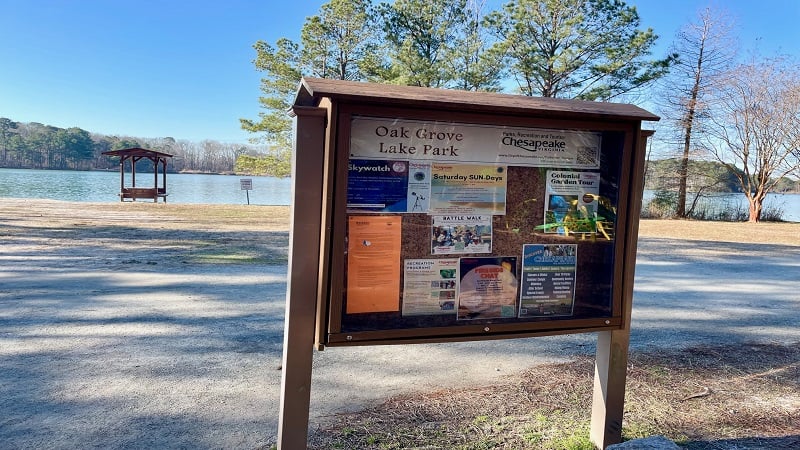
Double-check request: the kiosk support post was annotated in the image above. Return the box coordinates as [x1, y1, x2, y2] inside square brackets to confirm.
[590, 329, 630, 448]
[590, 129, 650, 448]
[277, 106, 327, 449]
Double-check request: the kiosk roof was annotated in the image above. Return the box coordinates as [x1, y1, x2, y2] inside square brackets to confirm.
[294, 77, 659, 122]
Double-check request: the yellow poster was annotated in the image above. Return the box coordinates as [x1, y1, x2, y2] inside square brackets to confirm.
[346, 215, 402, 313]
[430, 164, 507, 215]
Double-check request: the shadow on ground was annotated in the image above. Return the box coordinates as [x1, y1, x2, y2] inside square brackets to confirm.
[1, 213, 798, 449]
[683, 436, 800, 450]
[0, 219, 288, 449]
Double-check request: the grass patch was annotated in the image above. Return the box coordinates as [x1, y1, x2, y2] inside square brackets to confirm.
[187, 246, 287, 265]
[305, 342, 799, 449]
[152, 204, 290, 225]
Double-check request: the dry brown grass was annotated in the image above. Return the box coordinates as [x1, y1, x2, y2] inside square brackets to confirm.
[307, 343, 800, 449]
[0, 199, 291, 266]
[13, 199, 795, 247]
[0, 199, 290, 231]
[639, 219, 800, 246]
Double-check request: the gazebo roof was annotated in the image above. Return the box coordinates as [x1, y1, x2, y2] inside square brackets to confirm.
[102, 147, 173, 158]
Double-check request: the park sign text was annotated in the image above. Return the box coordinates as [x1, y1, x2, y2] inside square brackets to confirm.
[349, 116, 602, 169]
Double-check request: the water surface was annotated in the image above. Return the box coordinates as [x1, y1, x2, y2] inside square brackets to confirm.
[1, 168, 798, 221]
[0, 168, 291, 205]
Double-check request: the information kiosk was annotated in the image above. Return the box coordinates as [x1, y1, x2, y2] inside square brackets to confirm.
[280, 77, 657, 449]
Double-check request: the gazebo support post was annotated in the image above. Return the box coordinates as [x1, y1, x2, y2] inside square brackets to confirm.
[152, 157, 158, 202]
[132, 156, 137, 188]
[118, 157, 125, 201]
[162, 159, 168, 203]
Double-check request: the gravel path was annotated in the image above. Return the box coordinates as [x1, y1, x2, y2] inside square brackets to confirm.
[1, 200, 798, 448]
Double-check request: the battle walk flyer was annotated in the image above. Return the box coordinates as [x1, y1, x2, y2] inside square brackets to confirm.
[431, 215, 492, 255]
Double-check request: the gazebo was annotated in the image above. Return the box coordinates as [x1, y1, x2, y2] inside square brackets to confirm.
[102, 147, 173, 202]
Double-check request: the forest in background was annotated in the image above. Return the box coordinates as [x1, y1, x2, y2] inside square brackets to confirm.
[0, 117, 290, 177]
[3, 115, 798, 196]
[645, 158, 800, 194]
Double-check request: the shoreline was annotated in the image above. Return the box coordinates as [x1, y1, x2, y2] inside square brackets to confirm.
[2, 197, 797, 246]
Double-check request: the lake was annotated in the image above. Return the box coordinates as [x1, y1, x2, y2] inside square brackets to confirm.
[642, 190, 800, 223]
[0, 168, 291, 205]
[1, 168, 798, 222]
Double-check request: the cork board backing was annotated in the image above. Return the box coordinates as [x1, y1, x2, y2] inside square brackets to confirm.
[339, 130, 626, 333]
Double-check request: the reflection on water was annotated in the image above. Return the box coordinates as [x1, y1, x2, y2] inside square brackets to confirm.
[0, 168, 291, 205]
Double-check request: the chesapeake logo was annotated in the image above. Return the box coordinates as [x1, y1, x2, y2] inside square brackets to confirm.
[501, 131, 567, 153]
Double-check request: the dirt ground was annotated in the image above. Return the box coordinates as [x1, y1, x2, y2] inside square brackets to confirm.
[638, 218, 800, 246]
[1, 199, 798, 449]
[0, 200, 291, 449]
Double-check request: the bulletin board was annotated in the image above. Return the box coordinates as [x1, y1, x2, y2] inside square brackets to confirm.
[281, 79, 657, 449]
[320, 104, 641, 346]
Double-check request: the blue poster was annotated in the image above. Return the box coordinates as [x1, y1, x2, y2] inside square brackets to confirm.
[519, 244, 577, 318]
[347, 159, 410, 212]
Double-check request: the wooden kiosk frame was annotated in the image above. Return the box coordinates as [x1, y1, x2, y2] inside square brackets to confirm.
[280, 78, 657, 449]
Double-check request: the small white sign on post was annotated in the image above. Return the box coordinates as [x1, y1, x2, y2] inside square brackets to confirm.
[240, 178, 253, 204]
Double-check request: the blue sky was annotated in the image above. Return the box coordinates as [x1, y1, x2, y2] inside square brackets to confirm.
[1, 0, 798, 143]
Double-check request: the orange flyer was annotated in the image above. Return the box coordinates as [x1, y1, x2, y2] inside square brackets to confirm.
[346, 215, 402, 313]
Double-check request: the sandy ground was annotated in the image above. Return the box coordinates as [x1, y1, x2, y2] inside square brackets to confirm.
[1, 199, 798, 449]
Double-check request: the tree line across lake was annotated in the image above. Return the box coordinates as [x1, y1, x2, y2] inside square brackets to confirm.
[0, 118, 290, 177]
[4, 115, 798, 198]
[645, 159, 800, 195]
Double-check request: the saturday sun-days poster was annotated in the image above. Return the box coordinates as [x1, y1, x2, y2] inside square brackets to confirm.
[457, 257, 518, 320]
[346, 215, 402, 313]
[519, 244, 577, 318]
[429, 164, 507, 215]
[402, 258, 459, 316]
